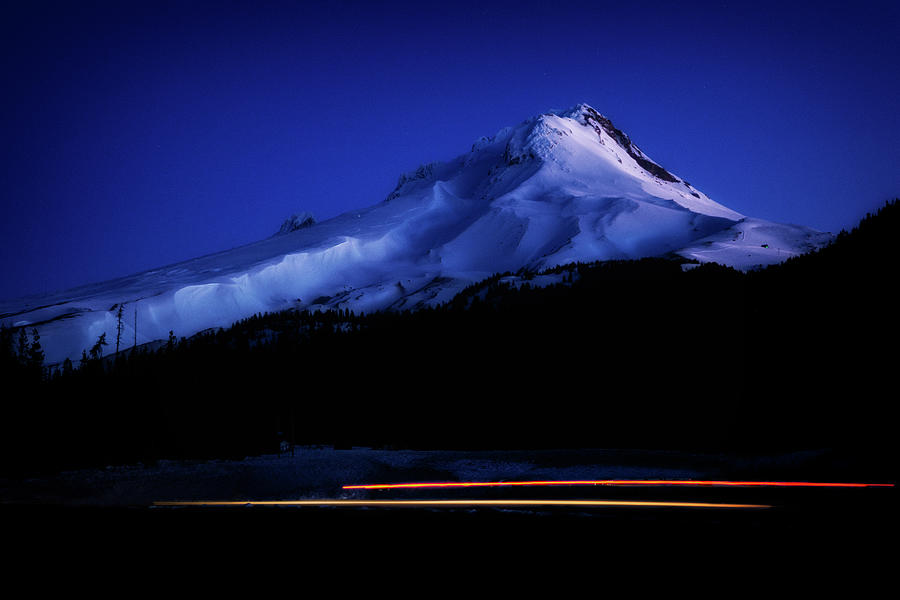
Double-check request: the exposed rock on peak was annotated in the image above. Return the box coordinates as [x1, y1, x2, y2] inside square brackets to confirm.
[571, 104, 680, 183]
[275, 212, 316, 235]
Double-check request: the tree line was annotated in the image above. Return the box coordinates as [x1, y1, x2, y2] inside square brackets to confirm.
[1, 199, 896, 476]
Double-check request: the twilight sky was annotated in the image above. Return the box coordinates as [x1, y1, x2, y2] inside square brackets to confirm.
[1, 0, 898, 301]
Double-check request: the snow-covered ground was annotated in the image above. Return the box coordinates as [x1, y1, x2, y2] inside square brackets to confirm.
[0, 447, 834, 508]
[0, 103, 833, 365]
[677, 217, 832, 267]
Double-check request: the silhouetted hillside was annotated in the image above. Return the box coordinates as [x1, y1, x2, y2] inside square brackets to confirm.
[2, 200, 896, 476]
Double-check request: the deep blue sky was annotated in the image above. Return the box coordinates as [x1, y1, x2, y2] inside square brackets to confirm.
[2, 0, 898, 301]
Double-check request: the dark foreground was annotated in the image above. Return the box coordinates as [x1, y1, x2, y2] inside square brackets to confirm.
[4, 482, 894, 563]
[2, 445, 894, 584]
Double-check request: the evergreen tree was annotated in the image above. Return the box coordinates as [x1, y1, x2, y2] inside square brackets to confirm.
[27, 328, 44, 376]
[16, 328, 28, 364]
[115, 304, 125, 354]
[90, 333, 107, 361]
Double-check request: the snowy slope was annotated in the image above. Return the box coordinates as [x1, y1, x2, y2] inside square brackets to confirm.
[0, 103, 832, 365]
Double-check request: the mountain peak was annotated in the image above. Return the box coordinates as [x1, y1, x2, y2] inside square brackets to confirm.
[504, 103, 681, 185]
[558, 103, 681, 183]
[555, 102, 605, 121]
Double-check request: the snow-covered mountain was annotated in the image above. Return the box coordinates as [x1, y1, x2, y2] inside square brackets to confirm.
[0, 103, 832, 365]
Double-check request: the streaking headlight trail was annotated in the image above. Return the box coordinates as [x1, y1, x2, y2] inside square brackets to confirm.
[153, 499, 771, 509]
[341, 479, 895, 490]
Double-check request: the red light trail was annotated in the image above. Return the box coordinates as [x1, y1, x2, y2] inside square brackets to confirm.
[342, 479, 895, 490]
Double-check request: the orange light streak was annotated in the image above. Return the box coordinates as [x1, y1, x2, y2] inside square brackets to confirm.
[153, 499, 770, 509]
[341, 479, 895, 490]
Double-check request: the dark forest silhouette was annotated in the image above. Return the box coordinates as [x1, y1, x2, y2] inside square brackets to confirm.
[2, 199, 896, 476]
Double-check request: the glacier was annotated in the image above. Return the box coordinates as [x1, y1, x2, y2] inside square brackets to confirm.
[0, 103, 833, 365]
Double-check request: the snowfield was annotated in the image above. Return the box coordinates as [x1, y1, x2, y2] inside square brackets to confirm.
[0, 103, 832, 365]
[0, 446, 797, 508]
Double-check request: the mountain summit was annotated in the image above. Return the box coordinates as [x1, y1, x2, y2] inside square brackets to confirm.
[1, 104, 832, 364]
